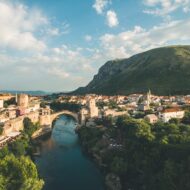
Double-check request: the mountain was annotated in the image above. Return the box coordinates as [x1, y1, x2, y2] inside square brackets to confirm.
[73, 45, 190, 95]
[0, 90, 52, 96]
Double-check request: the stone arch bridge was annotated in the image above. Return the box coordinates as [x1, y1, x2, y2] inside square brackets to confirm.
[32, 110, 79, 139]
[50, 110, 79, 123]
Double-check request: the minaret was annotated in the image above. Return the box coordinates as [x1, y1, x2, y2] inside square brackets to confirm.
[147, 89, 151, 108]
[16, 93, 18, 103]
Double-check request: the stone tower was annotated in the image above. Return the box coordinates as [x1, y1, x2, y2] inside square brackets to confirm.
[39, 107, 51, 126]
[17, 94, 29, 108]
[88, 98, 99, 118]
[79, 108, 88, 125]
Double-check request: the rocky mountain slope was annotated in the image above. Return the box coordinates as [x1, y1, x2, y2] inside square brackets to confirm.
[73, 45, 190, 95]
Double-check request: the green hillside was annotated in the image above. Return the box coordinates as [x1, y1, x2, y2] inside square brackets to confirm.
[73, 45, 190, 95]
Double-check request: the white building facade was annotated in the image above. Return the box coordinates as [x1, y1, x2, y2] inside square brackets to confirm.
[0, 99, 3, 109]
[159, 108, 185, 122]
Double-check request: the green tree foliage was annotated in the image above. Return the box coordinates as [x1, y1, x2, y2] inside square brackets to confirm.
[50, 101, 81, 112]
[23, 118, 39, 137]
[0, 126, 3, 135]
[169, 118, 180, 125]
[0, 154, 44, 190]
[78, 115, 190, 190]
[0, 146, 9, 159]
[110, 157, 127, 175]
[78, 126, 104, 150]
[108, 100, 118, 109]
[95, 116, 114, 127]
[40, 102, 46, 108]
[8, 138, 29, 157]
[0, 118, 44, 190]
[96, 101, 108, 109]
[182, 110, 190, 124]
[116, 116, 154, 141]
[4, 98, 16, 108]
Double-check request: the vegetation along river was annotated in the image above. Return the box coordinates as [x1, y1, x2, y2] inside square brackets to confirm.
[35, 115, 105, 190]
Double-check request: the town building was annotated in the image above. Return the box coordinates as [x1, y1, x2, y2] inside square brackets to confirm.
[2, 117, 24, 136]
[0, 94, 14, 101]
[0, 99, 4, 109]
[144, 114, 158, 124]
[104, 109, 128, 117]
[26, 111, 39, 123]
[159, 108, 185, 123]
[138, 103, 150, 111]
[7, 109, 17, 119]
[0, 114, 9, 124]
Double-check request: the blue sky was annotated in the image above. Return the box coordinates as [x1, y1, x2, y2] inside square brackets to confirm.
[0, 0, 190, 92]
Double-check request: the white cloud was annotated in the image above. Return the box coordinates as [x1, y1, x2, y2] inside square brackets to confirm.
[93, 0, 119, 29]
[0, 42, 99, 90]
[183, 6, 190, 12]
[106, 10, 119, 27]
[144, 0, 190, 16]
[0, 0, 48, 51]
[60, 22, 70, 35]
[100, 18, 190, 59]
[85, 35, 93, 42]
[47, 28, 60, 36]
[93, 0, 111, 14]
[47, 68, 70, 79]
[143, 0, 190, 16]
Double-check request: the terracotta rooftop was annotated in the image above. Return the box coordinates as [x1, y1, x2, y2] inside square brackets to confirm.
[161, 108, 183, 113]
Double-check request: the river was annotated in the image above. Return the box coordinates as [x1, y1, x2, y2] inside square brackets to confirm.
[35, 115, 105, 190]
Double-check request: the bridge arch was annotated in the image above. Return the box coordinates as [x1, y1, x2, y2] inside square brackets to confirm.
[50, 110, 78, 124]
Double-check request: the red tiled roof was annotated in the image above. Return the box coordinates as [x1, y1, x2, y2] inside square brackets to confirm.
[161, 108, 183, 113]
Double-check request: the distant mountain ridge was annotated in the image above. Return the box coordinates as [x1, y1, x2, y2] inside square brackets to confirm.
[0, 90, 52, 96]
[72, 45, 190, 95]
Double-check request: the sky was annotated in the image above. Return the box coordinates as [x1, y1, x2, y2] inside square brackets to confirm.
[0, 0, 190, 92]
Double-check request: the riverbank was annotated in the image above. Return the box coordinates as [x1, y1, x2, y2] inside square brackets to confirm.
[32, 125, 52, 139]
[76, 125, 122, 190]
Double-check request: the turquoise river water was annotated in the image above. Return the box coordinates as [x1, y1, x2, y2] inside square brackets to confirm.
[35, 115, 105, 190]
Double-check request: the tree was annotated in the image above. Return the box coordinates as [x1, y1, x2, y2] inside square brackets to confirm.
[111, 156, 127, 175]
[23, 118, 39, 137]
[158, 160, 177, 190]
[4, 97, 16, 107]
[8, 139, 28, 157]
[182, 111, 190, 124]
[50, 101, 81, 112]
[117, 117, 155, 142]
[40, 102, 46, 108]
[0, 127, 3, 135]
[0, 154, 44, 190]
[0, 146, 9, 159]
[169, 118, 180, 125]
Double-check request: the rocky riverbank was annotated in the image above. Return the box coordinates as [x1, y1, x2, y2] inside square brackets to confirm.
[77, 126, 122, 190]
